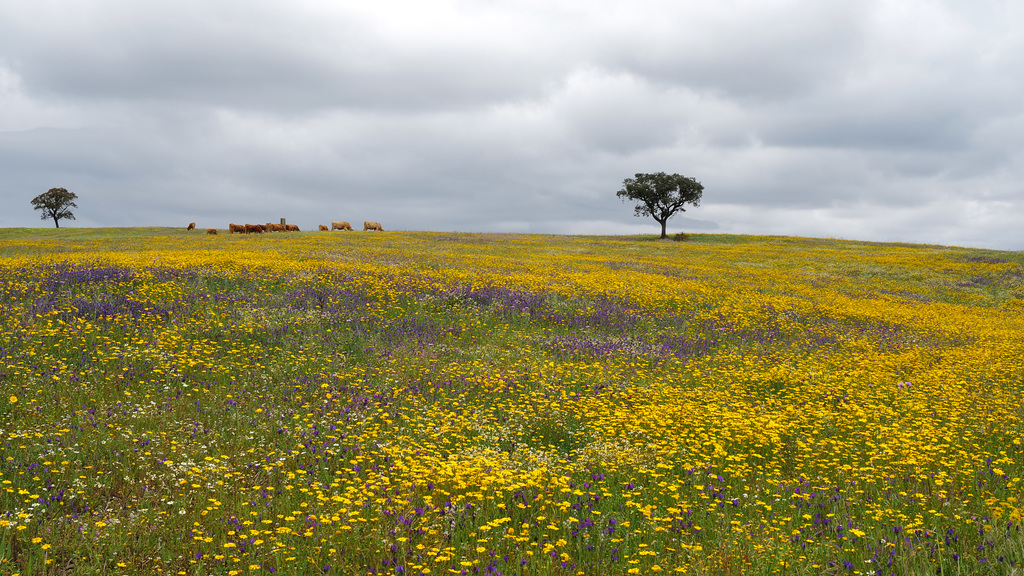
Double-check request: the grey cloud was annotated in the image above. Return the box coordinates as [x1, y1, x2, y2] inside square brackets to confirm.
[1, 0, 1022, 249]
[761, 110, 972, 151]
[1, 1, 574, 113]
[597, 3, 871, 102]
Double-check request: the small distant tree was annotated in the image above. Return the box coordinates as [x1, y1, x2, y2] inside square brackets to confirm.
[31, 188, 78, 228]
[616, 172, 703, 239]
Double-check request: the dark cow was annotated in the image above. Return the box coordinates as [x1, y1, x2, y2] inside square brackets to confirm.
[206, 228, 217, 235]
[187, 222, 196, 231]
[229, 223, 245, 234]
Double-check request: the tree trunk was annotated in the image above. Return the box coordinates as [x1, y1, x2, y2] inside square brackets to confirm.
[659, 219, 667, 239]
[53, 215, 60, 229]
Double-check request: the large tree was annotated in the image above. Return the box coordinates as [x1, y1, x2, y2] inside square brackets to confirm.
[616, 172, 704, 239]
[31, 187, 79, 228]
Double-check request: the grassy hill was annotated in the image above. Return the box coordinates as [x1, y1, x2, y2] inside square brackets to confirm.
[1, 229, 1022, 574]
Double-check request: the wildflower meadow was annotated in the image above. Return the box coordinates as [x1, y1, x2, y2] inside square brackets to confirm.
[1, 227, 1022, 575]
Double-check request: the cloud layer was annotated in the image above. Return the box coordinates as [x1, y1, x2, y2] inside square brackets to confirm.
[2, 0, 1022, 248]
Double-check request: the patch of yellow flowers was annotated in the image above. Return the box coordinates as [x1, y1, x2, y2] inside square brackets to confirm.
[0, 230, 1021, 574]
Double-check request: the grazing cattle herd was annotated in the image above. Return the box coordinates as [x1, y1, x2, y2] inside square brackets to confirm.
[189, 220, 385, 234]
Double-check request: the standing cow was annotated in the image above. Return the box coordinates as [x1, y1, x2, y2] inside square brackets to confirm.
[229, 223, 245, 234]
[332, 221, 353, 231]
[187, 222, 196, 231]
[285, 224, 300, 231]
[363, 221, 384, 231]
[319, 224, 329, 231]
[206, 228, 217, 235]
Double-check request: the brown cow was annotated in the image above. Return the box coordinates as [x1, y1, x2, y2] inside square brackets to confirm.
[319, 224, 329, 231]
[245, 224, 263, 234]
[206, 228, 217, 235]
[363, 221, 383, 231]
[229, 223, 245, 234]
[332, 221, 353, 231]
[187, 222, 196, 231]
[285, 224, 300, 232]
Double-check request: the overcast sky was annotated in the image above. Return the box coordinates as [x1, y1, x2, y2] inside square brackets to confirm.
[2, 0, 1022, 249]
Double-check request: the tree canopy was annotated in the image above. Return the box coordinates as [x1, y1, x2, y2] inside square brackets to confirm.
[31, 188, 79, 228]
[616, 172, 703, 239]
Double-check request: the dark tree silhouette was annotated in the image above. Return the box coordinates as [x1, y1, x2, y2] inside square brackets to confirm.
[31, 188, 79, 228]
[617, 172, 703, 239]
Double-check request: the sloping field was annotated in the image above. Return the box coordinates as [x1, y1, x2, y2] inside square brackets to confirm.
[1, 228, 1022, 575]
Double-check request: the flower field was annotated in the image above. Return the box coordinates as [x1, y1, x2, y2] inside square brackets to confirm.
[1, 227, 1022, 575]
